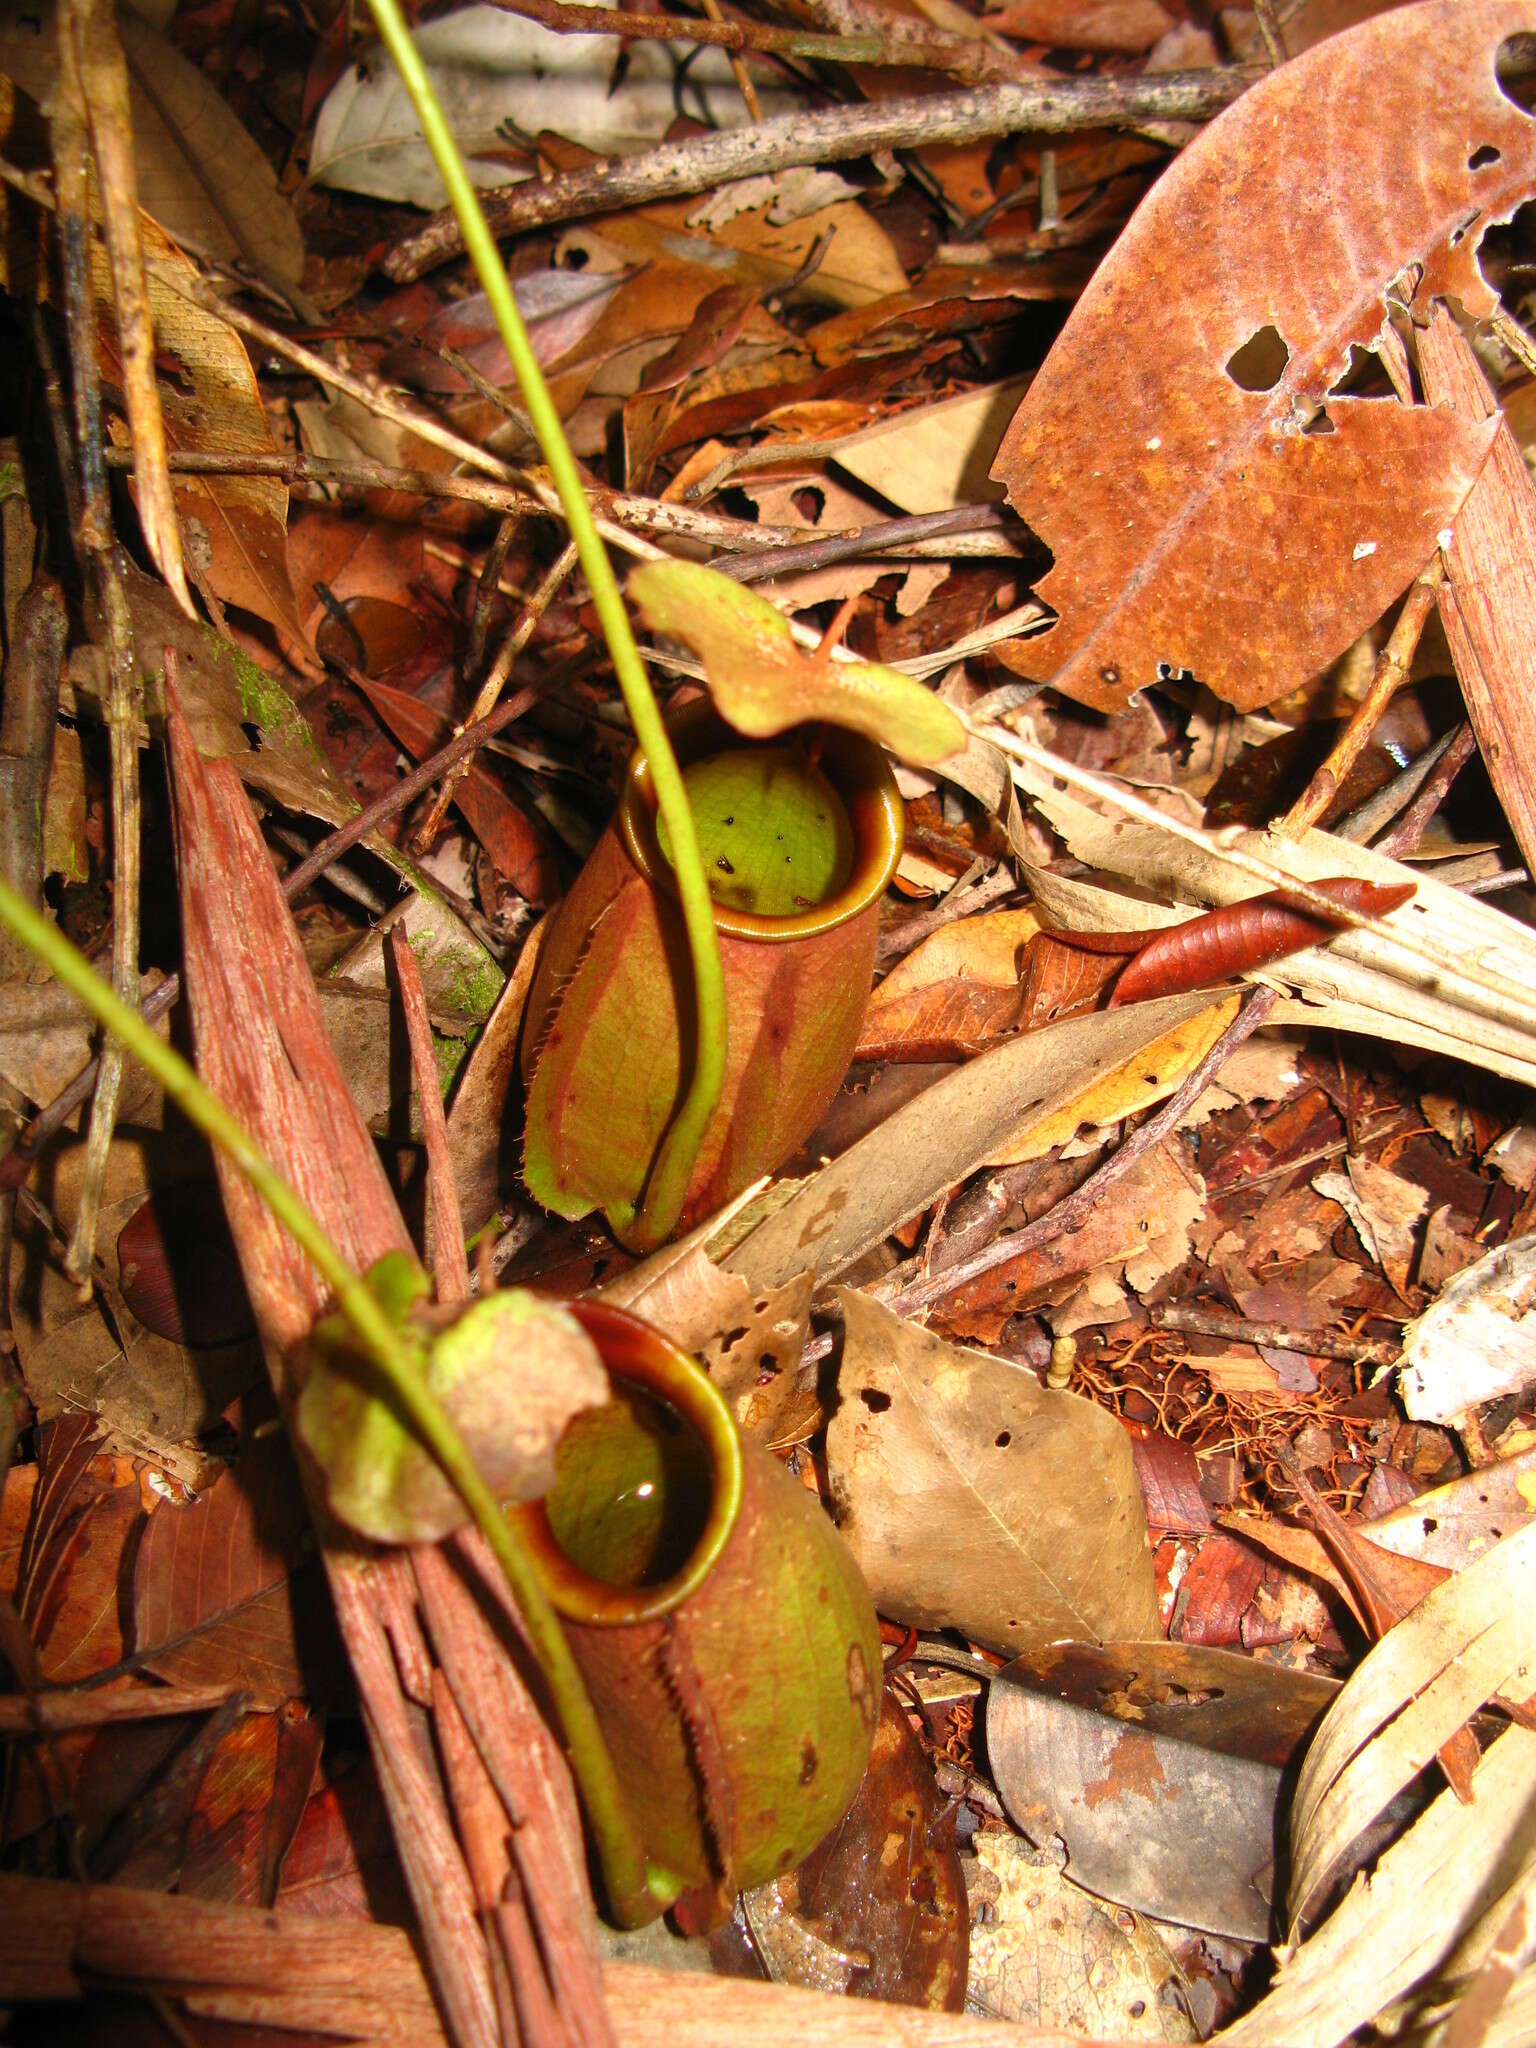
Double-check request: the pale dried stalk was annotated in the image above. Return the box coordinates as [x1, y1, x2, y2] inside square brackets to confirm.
[980, 721, 1536, 1035]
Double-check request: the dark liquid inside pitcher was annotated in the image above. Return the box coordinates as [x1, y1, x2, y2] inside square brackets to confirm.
[546, 1388, 714, 1589]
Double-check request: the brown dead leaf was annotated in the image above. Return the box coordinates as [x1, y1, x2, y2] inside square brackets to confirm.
[826, 1289, 1160, 1654]
[726, 992, 1222, 1291]
[15, 1415, 139, 1684]
[0, 8, 304, 289]
[966, 1828, 1194, 2037]
[132, 1421, 350, 1710]
[180, 1704, 324, 1907]
[991, 0, 1529, 710]
[744, 1693, 968, 2010]
[856, 908, 1038, 1062]
[938, 1145, 1204, 1343]
[979, 0, 1174, 50]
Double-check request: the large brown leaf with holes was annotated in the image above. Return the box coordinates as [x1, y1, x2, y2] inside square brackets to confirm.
[991, 0, 1536, 712]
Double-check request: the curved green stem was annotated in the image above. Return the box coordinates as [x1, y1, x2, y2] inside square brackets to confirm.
[0, 876, 658, 1923]
[363, 0, 724, 1250]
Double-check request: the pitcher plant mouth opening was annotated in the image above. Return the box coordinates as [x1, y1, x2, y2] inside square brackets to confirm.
[510, 1300, 744, 1625]
[619, 701, 904, 942]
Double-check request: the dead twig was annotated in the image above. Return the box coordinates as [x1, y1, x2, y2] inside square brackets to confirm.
[1375, 721, 1480, 859]
[385, 68, 1260, 278]
[1149, 1301, 1399, 1368]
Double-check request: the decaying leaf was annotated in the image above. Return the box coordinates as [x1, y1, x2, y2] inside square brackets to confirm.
[826, 1289, 1160, 1654]
[987, 1640, 1338, 1941]
[991, 0, 1532, 711]
[0, 6, 304, 289]
[627, 560, 967, 765]
[1396, 1232, 1536, 1425]
[743, 1694, 969, 2010]
[965, 1828, 1194, 2037]
[132, 1421, 349, 1710]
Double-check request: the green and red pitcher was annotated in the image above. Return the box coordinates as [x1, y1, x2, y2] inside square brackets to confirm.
[521, 702, 903, 1244]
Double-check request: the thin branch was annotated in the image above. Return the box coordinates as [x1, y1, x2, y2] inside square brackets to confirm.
[385, 66, 1260, 278]
[477, 0, 1029, 83]
[102, 444, 1026, 559]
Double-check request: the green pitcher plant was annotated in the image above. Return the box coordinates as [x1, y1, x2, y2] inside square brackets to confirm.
[0, 875, 880, 1927]
[521, 702, 905, 1240]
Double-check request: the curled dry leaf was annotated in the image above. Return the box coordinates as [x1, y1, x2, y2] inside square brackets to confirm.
[991, 0, 1533, 711]
[826, 1289, 1160, 1655]
[627, 559, 967, 765]
[1222, 1523, 1536, 2046]
[1078, 881, 1417, 1007]
[1015, 764, 1536, 1085]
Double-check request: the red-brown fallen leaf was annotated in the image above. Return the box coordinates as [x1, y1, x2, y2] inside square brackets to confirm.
[639, 283, 762, 395]
[347, 671, 562, 904]
[276, 1749, 414, 1924]
[180, 1704, 324, 1907]
[856, 909, 1038, 1062]
[1016, 930, 1122, 1028]
[991, 0, 1529, 711]
[1417, 301, 1536, 875]
[979, 0, 1174, 52]
[1129, 1430, 1215, 1536]
[16, 1416, 139, 1685]
[132, 1415, 350, 1711]
[746, 1694, 969, 2011]
[1171, 1532, 1266, 1647]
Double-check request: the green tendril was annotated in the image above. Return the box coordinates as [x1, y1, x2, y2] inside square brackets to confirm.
[363, 0, 725, 1251]
[0, 875, 657, 1922]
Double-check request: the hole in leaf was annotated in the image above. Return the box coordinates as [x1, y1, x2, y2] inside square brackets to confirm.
[859, 1387, 891, 1412]
[1225, 324, 1290, 391]
[1469, 143, 1503, 170]
[1496, 33, 1536, 115]
[995, 1430, 1012, 1448]
[1302, 407, 1336, 436]
[1329, 343, 1398, 400]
